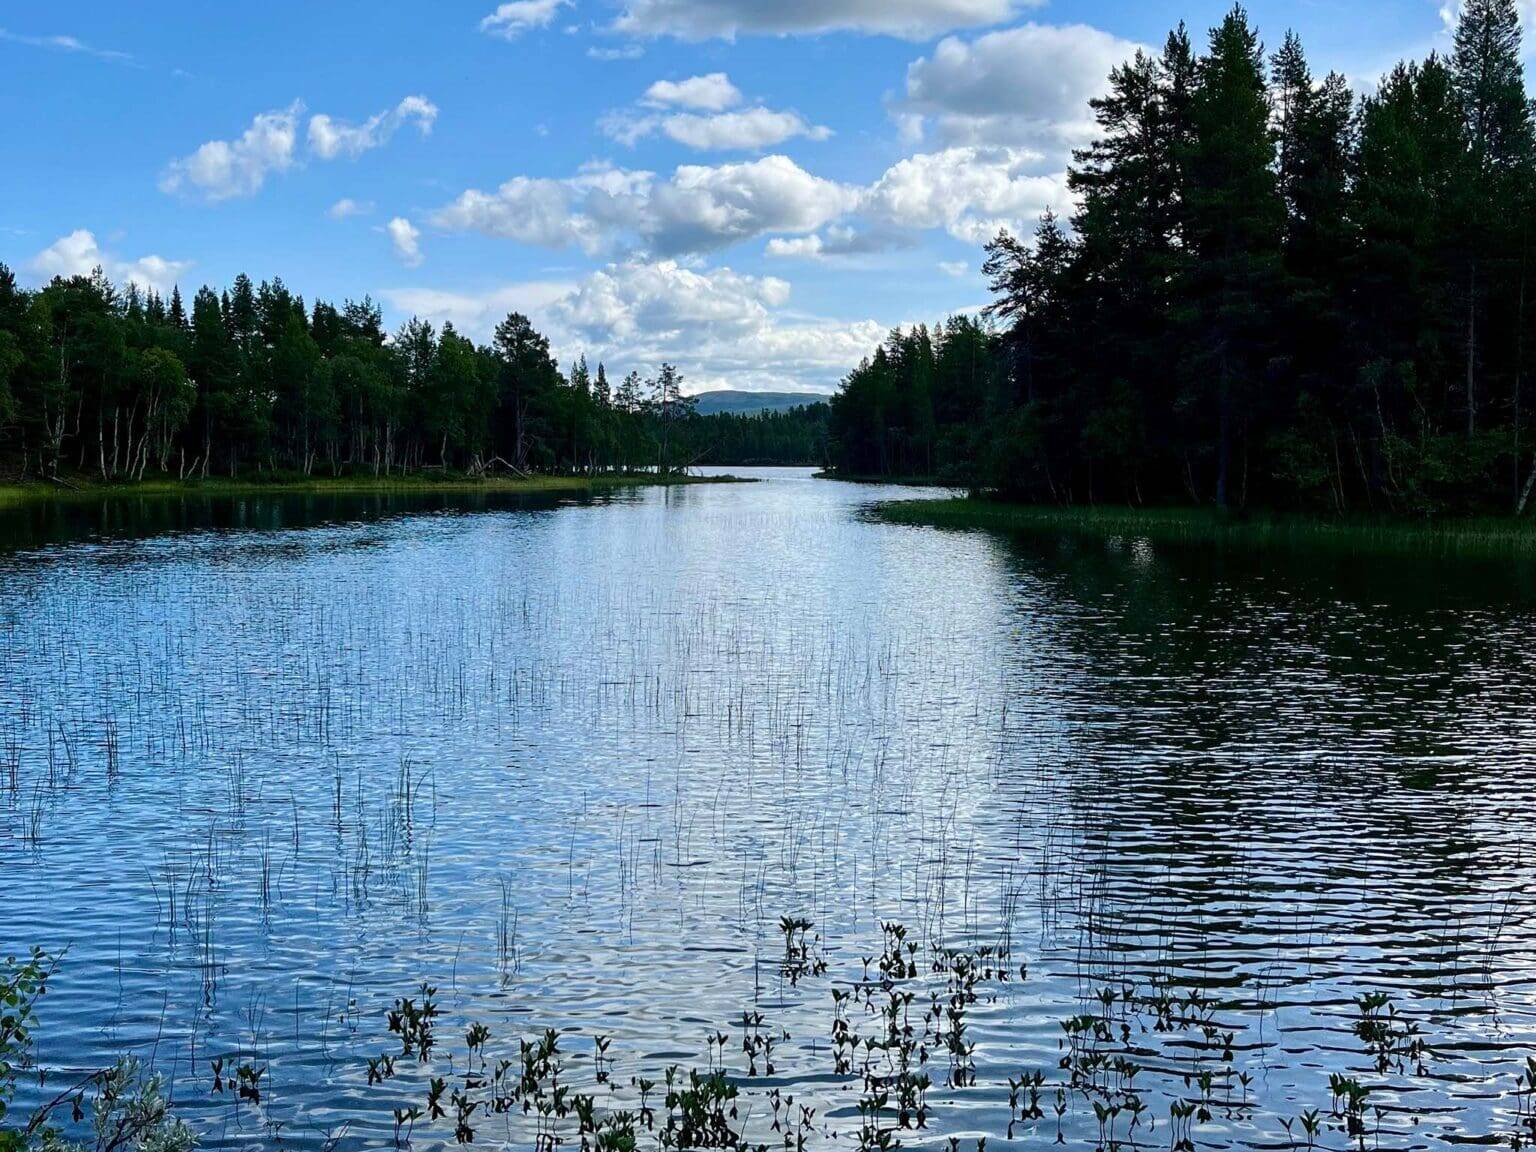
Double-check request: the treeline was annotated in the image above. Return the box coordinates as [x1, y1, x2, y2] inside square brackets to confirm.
[832, 0, 1536, 515]
[0, 264, 825, 481]
[680, 404, 828, 466]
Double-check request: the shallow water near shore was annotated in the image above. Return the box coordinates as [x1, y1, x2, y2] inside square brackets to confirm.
[4, 466, 1536, 1150]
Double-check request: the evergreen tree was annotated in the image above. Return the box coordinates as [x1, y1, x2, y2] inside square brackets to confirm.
[1185, 5, 1284, 507]
[1451, 0, 1533, 436]
[649, 364, 694, 473]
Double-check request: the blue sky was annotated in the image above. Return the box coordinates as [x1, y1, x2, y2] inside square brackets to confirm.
[0, 0, 1480, 393]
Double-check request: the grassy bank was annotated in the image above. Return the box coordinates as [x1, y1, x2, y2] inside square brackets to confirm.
[812, 469, 964, 487]
[876, 496, 1536, 557]
[0, 471, 748, 511]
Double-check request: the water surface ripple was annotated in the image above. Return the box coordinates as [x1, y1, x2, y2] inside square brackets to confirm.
[3, 469, 1535, 1149]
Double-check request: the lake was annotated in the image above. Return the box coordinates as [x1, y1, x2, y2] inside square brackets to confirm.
[3, 467, 1536, 1150]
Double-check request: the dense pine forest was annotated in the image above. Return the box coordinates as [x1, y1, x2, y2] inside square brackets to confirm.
[830, 0, 1536, 515]
[0, 266, 828, 483]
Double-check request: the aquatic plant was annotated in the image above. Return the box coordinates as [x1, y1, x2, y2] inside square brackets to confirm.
[1514, 1057, 1536, 1149]
[777, 918, 827, 987]
[1327, 1074, 1373, 1150]
[1352, 991, 1428, 1075]
[2, 953, 196, 1152]
[0, 951, 51, 1129]
[334, 919, 1488, 1152]
[388, 984, 441, 1063]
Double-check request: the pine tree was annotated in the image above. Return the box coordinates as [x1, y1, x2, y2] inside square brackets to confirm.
[1454, 0, 1532, 177]
[1271, 31, 1313, 222]
[228, 274, 257, 356]
[1451, 0, 1533, 435]
[649, 364, 692, 474]
[1186, 5, 1284, 508]
[1069, 43, 1191, 495]
[616, 371, 642, 413]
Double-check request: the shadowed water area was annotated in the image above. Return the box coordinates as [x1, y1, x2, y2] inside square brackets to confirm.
[3, 468, 1536, 1150]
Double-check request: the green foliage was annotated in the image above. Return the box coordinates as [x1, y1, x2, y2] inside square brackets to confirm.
[55, 1059, 197, 1152]
[0, 276, 824, 483]
[0, 332, 21, 428]
[829, 318, 995, 480]
[0, 950, 50, 1127]
[827, 1, 1536, 518]
[1, 954, 194, 1152]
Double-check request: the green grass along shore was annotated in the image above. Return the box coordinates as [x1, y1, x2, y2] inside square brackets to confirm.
[0, 471, 749, 511]
[875, 495, 1536, 558]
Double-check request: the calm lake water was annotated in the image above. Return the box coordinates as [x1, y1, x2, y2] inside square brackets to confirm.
[4, 467, 1536, 1150]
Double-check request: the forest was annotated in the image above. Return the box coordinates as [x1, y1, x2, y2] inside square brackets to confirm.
[0, 266, 828, 482]
[829, 0, 1536, 515]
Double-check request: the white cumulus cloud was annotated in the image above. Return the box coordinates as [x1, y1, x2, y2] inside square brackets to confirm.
[589, 44, 647, 60]
[481, 0, 570, 39]
[386, 217, 424, 267]
[604, 106, 832, 151]
[383, 260, 886, 393]
[554, 260, 789, 344]
[380, 282, 579, 341]
[431, 175, 613, 253]
[308, 95, 438, 160]
[614, 0, 1038, 41]
[642, 155, 859, 253]
[432, 154, 856, 257]
[430, 140, 1074, 259]
[765, 224, 912, 261]
[163, 96, 437, 201]
[862, 145, 1071, 243]
[643, 72, 742, 110]
[547, 260, 882, 391]
[665, 108, 831, 150]
[29, 230, 191, 295]
[329, 197, 375, 219]
[902, 23, 1142, 157]
[160, 102, 302, 201]
[607, 72, 829, 151]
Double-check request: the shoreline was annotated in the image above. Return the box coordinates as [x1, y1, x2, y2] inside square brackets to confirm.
[811, 470, 965, 487]
[874, 495, 1536, 557]
[0, 471, 750, 511]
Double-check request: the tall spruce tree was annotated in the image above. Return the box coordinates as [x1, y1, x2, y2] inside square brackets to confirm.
[1451, 0, 1533, 437]
[1186, 5, 1283, 508]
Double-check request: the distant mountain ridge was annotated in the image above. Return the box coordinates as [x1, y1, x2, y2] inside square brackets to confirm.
[691, 390, 830, 416]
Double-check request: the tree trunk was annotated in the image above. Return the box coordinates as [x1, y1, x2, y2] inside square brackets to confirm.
[1467, 261, 1478, 439]
[1516, 230, 1529, 509]
[1519, 455, 1536, 516]
[1215, 361, 1231, 510]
